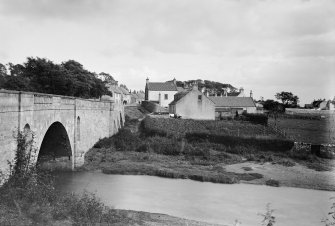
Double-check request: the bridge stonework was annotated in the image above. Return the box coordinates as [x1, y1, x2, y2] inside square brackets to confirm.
[0, 90, 124, 172]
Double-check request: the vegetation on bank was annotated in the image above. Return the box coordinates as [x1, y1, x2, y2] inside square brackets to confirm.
[141, 117, 279, 138]
[86, 115, 334, 184]
[0, 131, 143, 225]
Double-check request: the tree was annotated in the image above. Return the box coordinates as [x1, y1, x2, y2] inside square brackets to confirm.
[0, 63, 8, 88]
[275, 91, 299, 108]
[1, 57, 111, 99]
[263, 99, 284, 113]
[99, 72, 115, 84]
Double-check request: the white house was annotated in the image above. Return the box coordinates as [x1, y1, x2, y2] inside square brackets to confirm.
[145, 78, 178, 108]
[169, 85, 215, 120]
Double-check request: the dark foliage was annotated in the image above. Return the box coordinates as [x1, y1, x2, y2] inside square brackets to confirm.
[93, 128, 141, 152]
[185, 132, 294, 153]
[242, 112, 268, 125]
[0, 57, 110, 99]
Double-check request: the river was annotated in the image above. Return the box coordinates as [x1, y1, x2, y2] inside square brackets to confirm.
[54, 171, 334, 226]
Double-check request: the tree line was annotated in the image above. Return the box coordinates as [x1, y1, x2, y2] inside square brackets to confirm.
[261, 91, 299, 113]
[0, 57, 114, 99]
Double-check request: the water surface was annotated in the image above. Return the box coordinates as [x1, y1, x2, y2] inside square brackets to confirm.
[55, 171, 334, 226]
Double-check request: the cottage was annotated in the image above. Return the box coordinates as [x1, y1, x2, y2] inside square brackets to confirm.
[119, 86, 131, 104]
[107, 83, 122, 104]
[145, 78, 178, 108]
[131, 92, 145, 104]
[169, 85, 215, 120]
[209, 96, 256, 119]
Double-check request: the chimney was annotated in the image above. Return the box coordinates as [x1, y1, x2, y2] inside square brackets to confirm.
[146, 77, 149, 86]
[172, 77, 176, 85]
[239, 87, 244, 97]
[223, 88, 228, 97]
[250, 90, 253, 98]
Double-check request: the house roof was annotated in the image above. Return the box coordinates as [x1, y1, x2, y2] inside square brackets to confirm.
[169, 91, 189, 105]
[177, 87, 186, 92]
[131, 92, 145, 99]
[119, 87, 130, 95]
[169, 88, 215, 106]
[209, 96, 256, 108]
[137, 92, 145, 99]
[147, 82, 178, 91]
[108, 85, 122, 94]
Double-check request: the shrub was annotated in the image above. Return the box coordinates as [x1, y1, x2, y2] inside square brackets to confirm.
[183, 144, 210, 159]
[144, 136, 182, 156]
[242, 112, 268, 125]
[266, 179, 280, 187]
[185, 132, 294, 153]
[93, 129, 141, 152]
[93, 137, 114, 149]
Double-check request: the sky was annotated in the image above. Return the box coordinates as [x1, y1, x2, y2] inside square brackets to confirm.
[0, 0, 334, 105]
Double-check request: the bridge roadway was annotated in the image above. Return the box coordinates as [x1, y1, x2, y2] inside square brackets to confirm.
[0, 90, 124, 172]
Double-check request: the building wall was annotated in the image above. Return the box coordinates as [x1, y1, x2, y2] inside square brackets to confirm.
[172, 90, 215, 120]
[245, 106, 257, 113]
[148, 90, 177, 107]
[0, 90, 124, 173]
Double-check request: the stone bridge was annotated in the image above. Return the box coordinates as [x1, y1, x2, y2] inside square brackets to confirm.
[0, 90, 124, 172]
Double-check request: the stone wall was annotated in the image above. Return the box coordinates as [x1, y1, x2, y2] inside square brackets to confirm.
[293, 142, 335, 159]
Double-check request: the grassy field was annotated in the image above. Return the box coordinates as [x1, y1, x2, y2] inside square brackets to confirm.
[142, 117, 280, 138]
[269, 115, 335, 144]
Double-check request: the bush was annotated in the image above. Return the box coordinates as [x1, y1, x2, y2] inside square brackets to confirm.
[242, 112, 268, 125]
[143, 136, 182, 156]
[183, 144, 210, 159]
[266, 179, 280, 187]
[185, 132, 294, 153]
[93, 129, 141, 152]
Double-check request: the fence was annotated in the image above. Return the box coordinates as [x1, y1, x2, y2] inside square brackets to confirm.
[267, 121, 295, 140]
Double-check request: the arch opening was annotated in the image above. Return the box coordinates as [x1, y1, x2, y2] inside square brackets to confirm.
[77, 116, 81, 141]
[120, 113, 123, 128]
[37, 122, 72, 170]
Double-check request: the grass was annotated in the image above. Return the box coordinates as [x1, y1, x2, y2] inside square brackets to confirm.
[84, 148, 263, 184]
[142, 117, 280, 138]
[268, 116, 335, 144]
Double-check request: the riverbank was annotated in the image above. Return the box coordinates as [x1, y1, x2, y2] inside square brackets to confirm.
[81, 148, 335, 191]
[80, 112, 335, 191]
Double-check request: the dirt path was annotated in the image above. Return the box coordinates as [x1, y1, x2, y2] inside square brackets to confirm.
[224, 161, 335, 191]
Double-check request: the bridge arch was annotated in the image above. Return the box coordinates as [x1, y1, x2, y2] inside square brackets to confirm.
[37, 121, 72, 169]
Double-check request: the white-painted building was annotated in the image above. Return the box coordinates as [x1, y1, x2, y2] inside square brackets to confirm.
[145, 78, 178, 108]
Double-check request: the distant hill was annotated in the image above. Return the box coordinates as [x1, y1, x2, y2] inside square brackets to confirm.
[175, 79, 238, 96]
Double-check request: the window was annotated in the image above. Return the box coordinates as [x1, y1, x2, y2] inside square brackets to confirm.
[164, 94, 168, 100]
[198, 95, 202, 101]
